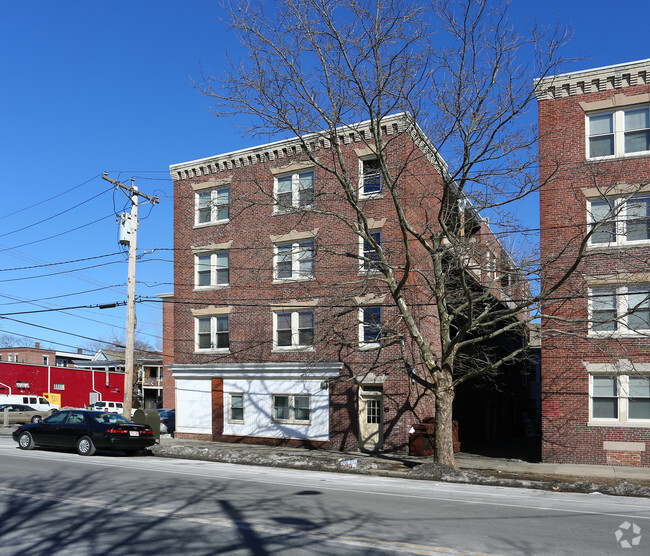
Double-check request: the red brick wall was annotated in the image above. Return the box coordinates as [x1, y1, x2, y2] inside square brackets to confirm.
[539, 77, 650, 466]
[171, 123, 518, 453]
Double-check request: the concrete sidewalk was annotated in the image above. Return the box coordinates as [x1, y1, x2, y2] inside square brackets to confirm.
[149, 436, 650, 484]
[3, 425, 650, 487]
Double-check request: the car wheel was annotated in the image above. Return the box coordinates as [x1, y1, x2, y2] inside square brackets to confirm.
[18, 432, 35, 450]
[77, 436, 96, 456]
[30, 415, 42, 423]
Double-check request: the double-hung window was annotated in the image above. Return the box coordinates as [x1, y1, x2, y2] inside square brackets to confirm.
[229, 393, 244, 422]
[272, 394, 311, 423]
[360, 157, 382, 197]
[274, 240, 314, 281]
[360, 306, 382, 347]
[274, 310, 314, 350]
[275, 170, 314, 211]
[196, 315, 230, 351]
[590, 374, 650, 423]
[588, 196, 650, 245]
[361, 230, 382, 272]
[587, 106, 650, 159]
[196, 251, 229, 287]
[589, 285, 650, 334]
[196, 186, 230, 225]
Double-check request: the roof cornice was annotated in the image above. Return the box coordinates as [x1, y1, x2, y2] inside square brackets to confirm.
[534, 59, 650, 101]
[169, 113, 413, 181]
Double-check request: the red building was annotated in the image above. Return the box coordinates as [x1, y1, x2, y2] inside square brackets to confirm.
[537, 59, 650, 466]
[0, 361, 126, 409]
[167, 113, 526, 453]
[0, 342, 92, 367]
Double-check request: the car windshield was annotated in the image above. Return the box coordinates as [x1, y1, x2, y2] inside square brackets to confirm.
[90, 412, 132, 424]
[94, 402, 106, 407]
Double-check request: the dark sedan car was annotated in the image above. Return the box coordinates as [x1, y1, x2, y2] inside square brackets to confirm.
[12, 409, 155, 456]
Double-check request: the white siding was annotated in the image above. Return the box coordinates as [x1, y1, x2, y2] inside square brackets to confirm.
[222, 378, 329, 440]
[176, 378, 212, 434]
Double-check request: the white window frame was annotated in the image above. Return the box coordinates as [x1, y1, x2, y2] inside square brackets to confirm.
[274, 170, 314, 212]
[586, 106, 650, 160]
[273, 240, 315, 281]
[590, 374, 650, 425]
[359, 306, 382, 349]
[195, 251, 230, 288]
[228, 393, 245, 423]
[359, 229, 382, 272]
[272, 394, 312, 423]
[195, 186, 230, 226]
[588, 195, 650, 246]
[588, 285, 650, 336]
[195, 315, 230, 352]
[359, 156, 382, 198]
[273, 310, 315, 351]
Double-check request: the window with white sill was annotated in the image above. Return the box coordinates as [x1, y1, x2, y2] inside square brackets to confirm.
[360, 157, 382, 197]
[275, 170, 314, 212]
[228, 393, 244, 423]
[196, 186, 230, 225]
[272, 394, 311, 423]
[195, 315, 230, 351]
[590, 374, 650, 424]
[588, 195, 650, 245]
[360, 230, 382, 272]
[274, 310, 314, 350]
[589, 285, 650, 334]
[359, 306, 382, 347]
[587, 106, 650, 159]
[195, 251, 230, 287]
[274, 240, 314, 281]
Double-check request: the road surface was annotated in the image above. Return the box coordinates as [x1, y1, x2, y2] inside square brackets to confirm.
[0, 436, 648, 555]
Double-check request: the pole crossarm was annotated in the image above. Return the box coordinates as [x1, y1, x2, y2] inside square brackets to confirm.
[102, 172, 159, 205]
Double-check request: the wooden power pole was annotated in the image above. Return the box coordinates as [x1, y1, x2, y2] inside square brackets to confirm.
[102, 172, 158, 417]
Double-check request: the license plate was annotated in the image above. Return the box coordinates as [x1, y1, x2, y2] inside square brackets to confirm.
[129, 431, 139, 437]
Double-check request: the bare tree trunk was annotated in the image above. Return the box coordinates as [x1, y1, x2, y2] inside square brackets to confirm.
[434, 373, 455, 466]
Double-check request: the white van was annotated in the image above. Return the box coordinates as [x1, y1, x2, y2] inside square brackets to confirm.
[91, 400, 124, 414]
[0, 394, 59, 412]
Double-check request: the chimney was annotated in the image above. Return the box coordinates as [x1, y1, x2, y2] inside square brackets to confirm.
[77, 348, 82, 354]
[35, 342, 40, 349]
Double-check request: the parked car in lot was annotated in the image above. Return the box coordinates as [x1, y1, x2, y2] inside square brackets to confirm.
[0, 404, 53, 424]
[12, 409, 155, 456]
[158, 409, 175, 435]
[89, 400, 124, 414]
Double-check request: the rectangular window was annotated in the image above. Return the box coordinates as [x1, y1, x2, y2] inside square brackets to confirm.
[591, 375, 618, 419]
[196, 315, 230, 351]
[588, 195, 650, 246]
[272, 394, 311, 422]
[587, 106, 650, 159]
[196, 187, 230, 225]
[590, 374, 650, 424]
[589, 285, 650, 334]
[229, 393, 244, 422]
[361, 230, 382, 271]
[275, 170, 314, 211]
[367, 398, 381, 424]
[361, 157, 382, 196]
[274, 310, 314, 349]
[53, 383, 65, 390]
[43, 356, 49, 366]
[360, 306, 382, 346]
[196, 251, 229, 287]
[274, 240, 314, 280]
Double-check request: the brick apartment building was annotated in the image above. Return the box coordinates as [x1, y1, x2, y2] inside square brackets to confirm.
[537, 59, 650, 466]
[0, 342, 92, 367]
[167, 113, 526, 454]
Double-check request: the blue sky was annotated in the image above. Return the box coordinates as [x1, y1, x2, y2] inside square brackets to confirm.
[0, 1, 647, 355]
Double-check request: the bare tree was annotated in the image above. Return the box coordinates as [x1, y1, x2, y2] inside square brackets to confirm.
[193, 0, 579, 465]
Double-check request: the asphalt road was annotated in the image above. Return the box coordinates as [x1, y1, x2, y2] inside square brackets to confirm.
[0, 436, 649, 555]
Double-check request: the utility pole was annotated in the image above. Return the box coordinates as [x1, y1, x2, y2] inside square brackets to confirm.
[102, 172, 158, 417]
